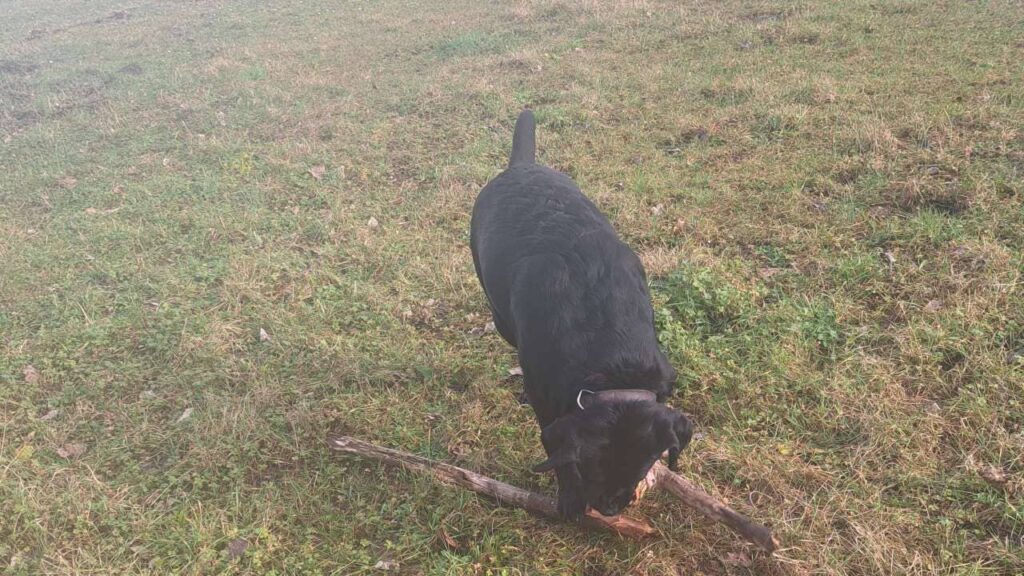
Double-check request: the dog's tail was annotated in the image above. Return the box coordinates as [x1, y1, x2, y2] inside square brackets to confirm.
[508, 109, 535, 167]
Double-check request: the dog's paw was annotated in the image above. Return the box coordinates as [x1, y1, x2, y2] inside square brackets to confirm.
[557, 491, 587, 520]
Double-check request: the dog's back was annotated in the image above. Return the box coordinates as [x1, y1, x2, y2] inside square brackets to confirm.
[470, 110, 675, 426]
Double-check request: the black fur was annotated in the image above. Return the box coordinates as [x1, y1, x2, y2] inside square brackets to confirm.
[470, 110, 693, 518]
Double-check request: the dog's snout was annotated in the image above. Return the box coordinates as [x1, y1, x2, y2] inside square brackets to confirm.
[594, 502, 624, 517]
[594, 489, 635, 517]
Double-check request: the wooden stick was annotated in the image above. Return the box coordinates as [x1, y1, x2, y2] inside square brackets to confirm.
[329, 435, 656, 538]
[328, 436, 778, 551]
[651, 462, 779, 553]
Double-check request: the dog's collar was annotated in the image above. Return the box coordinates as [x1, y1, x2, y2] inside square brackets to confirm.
[576, 388, 657, 410]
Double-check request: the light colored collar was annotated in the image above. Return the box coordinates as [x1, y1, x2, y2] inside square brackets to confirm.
[576, 388, 657, 410]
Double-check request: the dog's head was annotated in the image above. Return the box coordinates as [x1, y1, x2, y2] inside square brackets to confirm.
[533, 401, 693, 518]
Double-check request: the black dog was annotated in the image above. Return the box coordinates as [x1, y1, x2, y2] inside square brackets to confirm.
[470, 110, 693, 518]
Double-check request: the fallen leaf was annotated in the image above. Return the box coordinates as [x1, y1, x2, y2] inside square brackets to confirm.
[39, 409, 59, 421]
[259, 327, 271, 342]
[308, 164, 326, 180]
[57, 176, 78, 189]
[56, 443, 87, 459]
[367, 216, 380, 229]
[672, 218, 687, 234]
[776, 443, 792, 456]
[483, 321, 496, 333]
[650, 203, 664, 215]
[175, 407, 193, 424]
[23, 365, 39, 383]
[84, 207, 99, 214]
[979, 465, 1008, 487]
[438, 526, 460, 550]
[227, 538, 249, 560]
[722, 551, 753, 568]
[373, 559, 399, 571]
[508, 366, 523, 376]
[924, 299, 944, 313]
[15, 444, 34, 461]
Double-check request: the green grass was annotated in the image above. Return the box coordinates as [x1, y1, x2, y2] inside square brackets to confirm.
[2, 0, 1023, 573]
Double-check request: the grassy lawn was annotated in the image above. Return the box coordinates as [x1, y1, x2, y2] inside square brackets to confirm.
[2, 0, 1022, 573]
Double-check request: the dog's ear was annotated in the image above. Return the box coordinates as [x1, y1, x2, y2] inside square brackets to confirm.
[532, 415, 582, 473]
[532, 451, 575, 473]
[655, 408, 694, 472]
[534, 415, 588, 518]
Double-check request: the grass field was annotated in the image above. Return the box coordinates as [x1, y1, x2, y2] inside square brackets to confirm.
[2, 0, 1023, 573]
